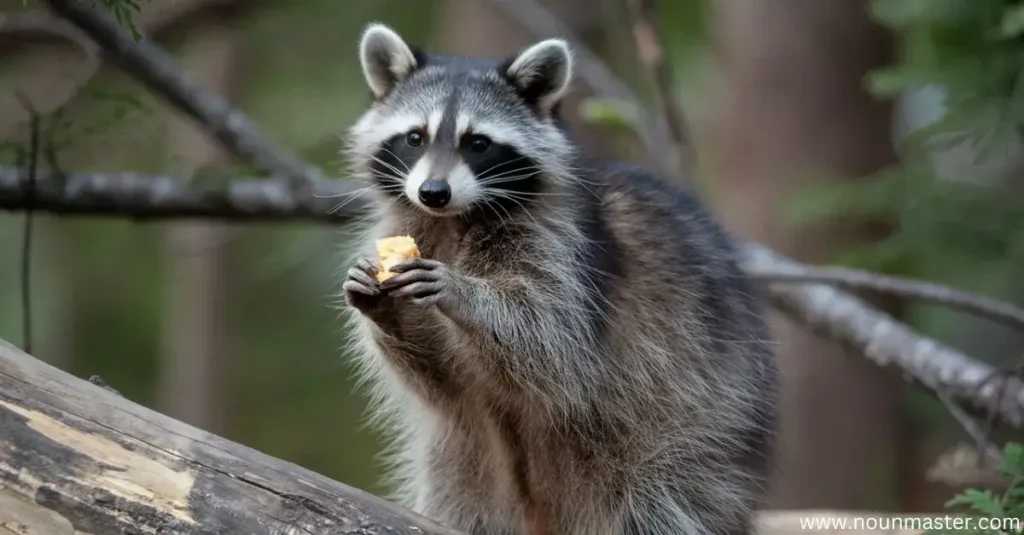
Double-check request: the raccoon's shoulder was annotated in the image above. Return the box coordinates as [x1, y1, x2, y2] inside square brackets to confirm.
[589, 162, 707, 223]
[588, 160, 739, 257]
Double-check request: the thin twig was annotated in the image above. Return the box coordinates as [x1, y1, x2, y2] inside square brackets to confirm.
[14, 93, 40, 356]
[485, 0, 673, 177]
[44, 0, 324, 191]
[936, 391, 1003, 465]
[742, 243, 1024, 427]
[926, 390, 1006, 488]
[754, 267, 1024, 333]
[623, 0, 693, 182]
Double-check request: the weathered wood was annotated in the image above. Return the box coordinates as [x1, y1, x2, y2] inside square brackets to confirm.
[0, 338, 963, 535]
[0, 338, 459, 535]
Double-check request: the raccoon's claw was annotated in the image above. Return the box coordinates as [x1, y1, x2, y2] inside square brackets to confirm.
[389, 281, 444, 303]
[344, 279, 379, 297]
[347, 263, 379, 288]
[381, 258, 451, 307]
[355, 257, 378, 272]
[344, 258, 384, 313]
[385, 258, 444, 274]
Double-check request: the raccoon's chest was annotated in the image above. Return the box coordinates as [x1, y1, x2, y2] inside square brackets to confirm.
[415, 229, 469, 265]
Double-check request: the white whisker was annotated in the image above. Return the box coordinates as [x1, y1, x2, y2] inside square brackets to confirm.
[369, 154, 409, 179]
[369, 170, 405, 185]
[483, 197, 516, 228]
[378, 147, 411, 173]
[314, 185, 373, 199]
[493, 190, 569, 198]
[475, 155, 532, 180]
[478, 173, 541, 186]
[327, 188, 372, 214]
[477, 166, 542, 183]
[482, 191, 541, 227]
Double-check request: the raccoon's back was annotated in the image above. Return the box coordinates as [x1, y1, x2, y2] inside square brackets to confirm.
[587, 159, 778, 496]
[587, 161, 769, 346]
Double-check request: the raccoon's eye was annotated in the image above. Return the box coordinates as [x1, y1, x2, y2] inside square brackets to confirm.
[406, 130, 425, 148]
[468, 134, 492, 153]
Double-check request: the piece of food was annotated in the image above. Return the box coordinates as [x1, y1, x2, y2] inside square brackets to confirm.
[375, 235, 420, 282]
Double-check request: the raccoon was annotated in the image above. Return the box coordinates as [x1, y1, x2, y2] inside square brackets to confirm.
[341, 23, 778, 535]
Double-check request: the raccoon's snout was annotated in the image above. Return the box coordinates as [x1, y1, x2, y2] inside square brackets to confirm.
[418, 180, 452, 208]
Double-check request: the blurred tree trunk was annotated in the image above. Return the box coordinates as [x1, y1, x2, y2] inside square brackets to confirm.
[157, 16, 240, 433]
[702, 0, 911, 510]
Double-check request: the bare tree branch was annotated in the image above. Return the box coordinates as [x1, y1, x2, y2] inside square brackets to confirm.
[484, 0, 676, 177]
[3, 163, 1023, 427]
[752, 267, 1024, 333]
[623, 0, 693, 182]
[0, 165, 364, 222]
[745, 244, 1024, 427]
[6, 150, 1020, 339]
[936, 391, 1002, 465]
[44, 0, 325, 190]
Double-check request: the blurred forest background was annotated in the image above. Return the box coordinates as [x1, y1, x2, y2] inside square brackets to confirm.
[3, 0, 1024, 515]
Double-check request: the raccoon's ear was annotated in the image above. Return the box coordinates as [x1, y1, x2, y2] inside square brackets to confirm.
[504, 38, 573, 110]
[359, 23, 419, 99]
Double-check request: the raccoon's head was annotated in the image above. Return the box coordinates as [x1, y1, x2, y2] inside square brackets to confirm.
[346, 23, 576, 218]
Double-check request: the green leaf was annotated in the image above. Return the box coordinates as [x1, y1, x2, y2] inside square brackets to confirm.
[92, 0, 148, 39]
[866, 67, 920, 96]
[1001, 443, 1024, 478]
[869, 0, 932, 28]
[578, 98, 639, 130]
[869, 0, 978, 29]
[946, 489, 1006, 518]
[999, 5, 1024, 38]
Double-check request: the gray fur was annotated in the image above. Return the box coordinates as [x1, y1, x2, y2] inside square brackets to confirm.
[341, 24, 778, 535]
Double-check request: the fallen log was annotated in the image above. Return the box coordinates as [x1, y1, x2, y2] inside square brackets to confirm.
[0, 338, 458, 534]
[0, 338, 955, 535]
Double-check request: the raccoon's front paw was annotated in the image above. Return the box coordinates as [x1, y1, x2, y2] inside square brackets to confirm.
[380, 258, 455, 308]
[344, 258, 386, 315]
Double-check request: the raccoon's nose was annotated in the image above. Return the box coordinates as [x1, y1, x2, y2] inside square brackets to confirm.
[418, 180, 451, 208]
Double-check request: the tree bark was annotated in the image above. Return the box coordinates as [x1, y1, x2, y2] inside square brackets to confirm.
[0, 338, 459, 535]
[0, 337, 943, 534]
[703, 0, 908, 510]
